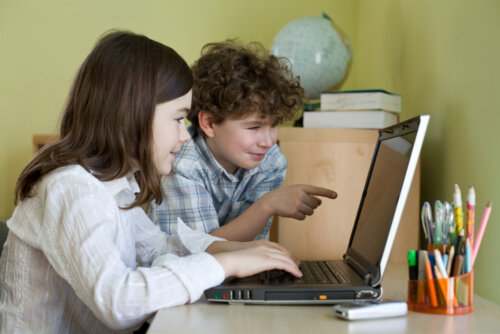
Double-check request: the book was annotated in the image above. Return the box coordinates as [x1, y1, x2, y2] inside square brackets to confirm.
[303, 110, 399, 129]
[320, 90, 402, 113]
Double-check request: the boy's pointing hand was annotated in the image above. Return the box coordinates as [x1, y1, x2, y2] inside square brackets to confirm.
[260, 184, 337, 220]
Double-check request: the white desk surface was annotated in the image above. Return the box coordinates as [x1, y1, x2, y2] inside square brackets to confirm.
[148, 263, 500, 334]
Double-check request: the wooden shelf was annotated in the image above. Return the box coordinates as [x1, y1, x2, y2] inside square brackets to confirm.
[275, 127, 419, 263]
[32, 134, 58, 154]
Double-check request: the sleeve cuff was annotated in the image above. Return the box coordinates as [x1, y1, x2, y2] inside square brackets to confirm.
[152, 252, 225, 302]
[176, 217, 226, 253]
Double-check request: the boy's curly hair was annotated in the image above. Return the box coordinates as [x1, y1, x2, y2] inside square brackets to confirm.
[188, 39, 305, 132]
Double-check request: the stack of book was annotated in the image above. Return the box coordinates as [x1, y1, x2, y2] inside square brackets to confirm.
[303, 90, 401, 129]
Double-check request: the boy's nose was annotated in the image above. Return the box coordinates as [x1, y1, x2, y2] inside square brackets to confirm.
[259, 130, 275, 147]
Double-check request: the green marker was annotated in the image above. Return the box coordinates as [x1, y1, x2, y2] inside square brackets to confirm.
[407, 250, 417, 280]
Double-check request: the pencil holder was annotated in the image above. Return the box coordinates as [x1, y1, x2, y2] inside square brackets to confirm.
[407, 271, 473, 315]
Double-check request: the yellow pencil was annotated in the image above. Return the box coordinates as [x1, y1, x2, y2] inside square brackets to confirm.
[454, 184, 464, 234]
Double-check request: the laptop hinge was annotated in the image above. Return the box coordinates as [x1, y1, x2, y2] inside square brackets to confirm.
[344, 254, 373, 285]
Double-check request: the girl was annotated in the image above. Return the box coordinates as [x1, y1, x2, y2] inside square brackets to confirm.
[0, 31, 300, 333]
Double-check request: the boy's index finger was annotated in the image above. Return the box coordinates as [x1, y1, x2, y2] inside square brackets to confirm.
[299, 184, 337, 199]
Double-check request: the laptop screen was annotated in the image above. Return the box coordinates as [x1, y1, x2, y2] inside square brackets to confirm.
[346, 116, 427, 285]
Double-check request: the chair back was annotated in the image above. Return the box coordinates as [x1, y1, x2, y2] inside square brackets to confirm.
[0, 219, 8, 256]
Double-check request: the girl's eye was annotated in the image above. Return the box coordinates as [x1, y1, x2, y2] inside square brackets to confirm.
[176, 118, 185, 124]
[248, 126, 260, 130]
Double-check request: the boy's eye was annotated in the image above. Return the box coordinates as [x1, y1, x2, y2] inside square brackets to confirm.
[248, 126, 260, 130]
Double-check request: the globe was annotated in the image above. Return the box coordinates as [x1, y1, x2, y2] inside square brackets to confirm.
[271, 13, 352, 104]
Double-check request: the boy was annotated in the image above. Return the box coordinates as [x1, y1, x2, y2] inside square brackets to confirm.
[148, 40, 336, 241]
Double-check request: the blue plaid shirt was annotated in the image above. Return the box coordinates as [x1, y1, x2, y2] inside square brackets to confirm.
[148, 126, 287, 240]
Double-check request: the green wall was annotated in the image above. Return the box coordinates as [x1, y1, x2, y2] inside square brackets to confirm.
[353, 0, 500, 305]
[1, 0, 499, 305]
[0, 0, 357, 217]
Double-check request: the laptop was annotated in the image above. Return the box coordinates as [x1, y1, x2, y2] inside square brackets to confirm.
[205, 115, 430, 304]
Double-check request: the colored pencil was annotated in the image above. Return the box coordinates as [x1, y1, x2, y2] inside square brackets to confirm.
[472, 201, 492, 265]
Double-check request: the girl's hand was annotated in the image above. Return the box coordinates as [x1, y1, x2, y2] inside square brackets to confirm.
[212, 241, 302, 278]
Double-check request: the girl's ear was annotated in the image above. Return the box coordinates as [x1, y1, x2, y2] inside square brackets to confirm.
[198, 110, 216, 138]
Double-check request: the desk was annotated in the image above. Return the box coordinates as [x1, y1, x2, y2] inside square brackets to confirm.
[147, 263, 500, 334]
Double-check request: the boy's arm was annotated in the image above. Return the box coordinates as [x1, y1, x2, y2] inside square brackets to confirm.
[209, 160, 287, 241]
[210, 184, 337, 241]
[147, 173, 221, 235]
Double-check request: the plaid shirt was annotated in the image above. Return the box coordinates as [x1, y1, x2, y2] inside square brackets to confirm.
[148, 126, 287, 240]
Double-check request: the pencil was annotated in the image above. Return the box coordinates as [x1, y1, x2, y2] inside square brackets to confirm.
[434, 265, 459, 308]
[446, 245, 455, 277]
[454, 184, 464, 234]
[466, 186, 475, 247]
[464, 238, 472, 273]
[472, 201, 492, 265]
[452, 255, 464, 277]
[425, 256, 438, 307]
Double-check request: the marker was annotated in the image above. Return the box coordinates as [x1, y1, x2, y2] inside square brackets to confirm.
[472, 201, 492, 265]
[454, 184, 464, 235]
[425, 256, 438, 307]
[417, 250, 428, 279]
[466, 186, 475, 246]
[417, 250, 428, 304]
[408, 250, 417, 280]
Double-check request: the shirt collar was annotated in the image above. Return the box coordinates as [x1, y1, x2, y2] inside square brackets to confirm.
[101, 173, 140, 196]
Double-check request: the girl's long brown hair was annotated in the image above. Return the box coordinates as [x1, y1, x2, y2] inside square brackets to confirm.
[15, 30, 193, 209]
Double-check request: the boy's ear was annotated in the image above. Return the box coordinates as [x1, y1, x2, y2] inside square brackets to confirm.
[198, 110, 216, 138]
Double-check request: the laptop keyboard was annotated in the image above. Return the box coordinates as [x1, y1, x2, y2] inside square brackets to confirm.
[258, 261, 348, 285]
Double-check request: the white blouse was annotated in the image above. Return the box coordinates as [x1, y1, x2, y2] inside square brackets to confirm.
[0, 165, 225, 334]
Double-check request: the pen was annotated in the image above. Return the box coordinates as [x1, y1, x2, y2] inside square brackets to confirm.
[434, 200, 444, 244]
[424, 256, 438, 307]
[444, 201, 453, 244]
[421, 203, 429, 242]
[447, 202, 456, 245]
[428, 253, 436, 278]
[454, 184, 464, 234]
[472, 201, 492, 265]
[422, 202, 434, 243]
[466, 186, 475, 247]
